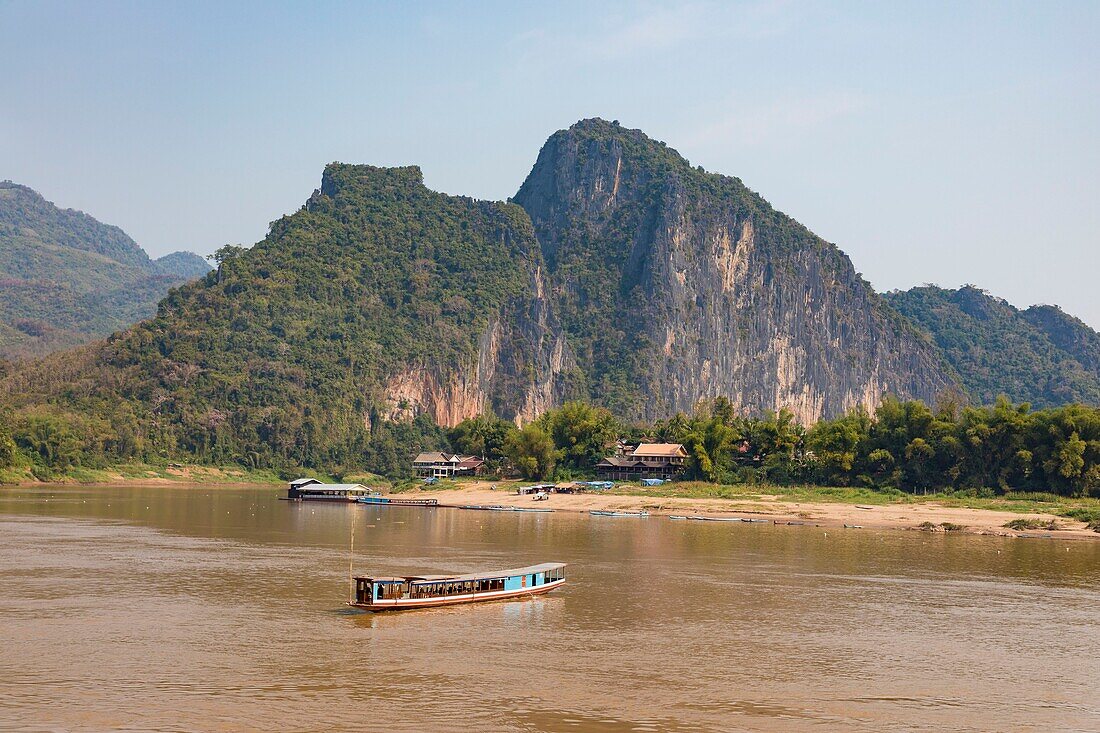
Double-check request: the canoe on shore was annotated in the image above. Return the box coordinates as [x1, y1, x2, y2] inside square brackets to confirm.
[459, 504, 552, 513]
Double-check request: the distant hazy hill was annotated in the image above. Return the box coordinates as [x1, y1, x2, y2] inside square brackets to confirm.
[0, 181, 211, 358]
[152, 250, 213, 280]
[885, 285, 1100, 407]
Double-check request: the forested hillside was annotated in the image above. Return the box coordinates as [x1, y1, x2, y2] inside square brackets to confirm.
[0, 164, 570, 473]
[1, 122, 1097, 492]
[0, 181, 210, 358]
[886, 286, 1100, 407]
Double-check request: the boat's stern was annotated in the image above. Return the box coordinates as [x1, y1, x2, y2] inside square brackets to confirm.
[350, 576, 374, 608]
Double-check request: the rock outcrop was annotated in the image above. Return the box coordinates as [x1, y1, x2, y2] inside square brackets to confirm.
[380, 262, 573, 427]
[513, 119, 955, 422]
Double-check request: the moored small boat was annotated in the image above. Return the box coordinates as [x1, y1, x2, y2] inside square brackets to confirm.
[668, 515, 688, 520]
[458, 504, 551, 513]
[590, 510, 649, 518]
[357, 496, 439, 507]
[349, 563, 566, 611]
[688, 515, 742, 522]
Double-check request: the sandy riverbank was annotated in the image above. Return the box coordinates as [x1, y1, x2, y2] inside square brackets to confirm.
[10, 472, 1096, 540]
[395, 481, 1100, 540]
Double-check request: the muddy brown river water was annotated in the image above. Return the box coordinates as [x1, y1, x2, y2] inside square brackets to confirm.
[1, 485, 1098, 732]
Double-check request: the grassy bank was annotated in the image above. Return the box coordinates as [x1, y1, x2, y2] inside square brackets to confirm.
[604, 480, 1100, 528]
[0, 462, 289, 486]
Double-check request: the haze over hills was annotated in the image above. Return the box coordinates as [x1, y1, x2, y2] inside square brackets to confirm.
[886, 285, 1100, 408]
[1, 119, 1097, 473]
[0, 181, 211, 358]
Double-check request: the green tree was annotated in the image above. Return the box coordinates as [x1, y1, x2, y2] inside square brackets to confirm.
[0, 410, 17, 468]
[540, 401, 617, 470]
[680, 413, 741, 482]
[448, 414, 517, 462]
[806, 408, 870, 486]
[14, 412, 83, 468]
[504, 423, 555, 480]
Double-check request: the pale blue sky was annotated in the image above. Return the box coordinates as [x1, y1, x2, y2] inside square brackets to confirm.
[2, 1, 1097, 326]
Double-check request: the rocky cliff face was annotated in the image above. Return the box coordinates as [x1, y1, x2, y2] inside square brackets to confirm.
[514, 119, 955, 422]
[381, 262, 572, 426]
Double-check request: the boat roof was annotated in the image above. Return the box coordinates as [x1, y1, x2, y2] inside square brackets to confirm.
[355, 562, 566, 584]
[297, 483, 367, 491]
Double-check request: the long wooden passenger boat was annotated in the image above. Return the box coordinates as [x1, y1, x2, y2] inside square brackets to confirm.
[349, 563, 566, 611]
[589, 510, 649, 518]
[357, 496, 439, 507]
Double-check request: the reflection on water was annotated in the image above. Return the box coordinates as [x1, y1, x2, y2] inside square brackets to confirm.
[1, 485, 1098, 732]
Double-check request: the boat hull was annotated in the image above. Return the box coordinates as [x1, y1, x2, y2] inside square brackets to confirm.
[281, 496, 361, 502]
[349, 578, 565, 612]
[459, 505, 551, 513]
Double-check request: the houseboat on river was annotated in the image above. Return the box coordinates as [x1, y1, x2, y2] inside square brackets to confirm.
[286, 478, 376, 502]
[349, 563, 566, 611]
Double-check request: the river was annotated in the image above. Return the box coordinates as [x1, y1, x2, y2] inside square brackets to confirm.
[1, 484, 1098, 732]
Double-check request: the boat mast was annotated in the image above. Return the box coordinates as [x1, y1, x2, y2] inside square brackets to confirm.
[348, 520, 355, 604]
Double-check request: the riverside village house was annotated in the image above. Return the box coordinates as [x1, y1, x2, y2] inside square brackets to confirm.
[412, 452, 486, 479]
[595, 442, 688, 481]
